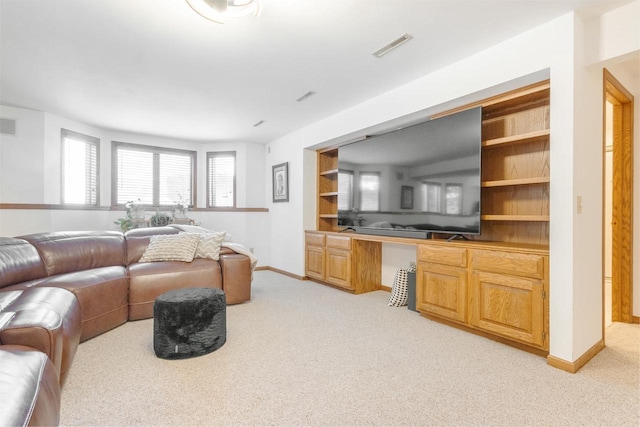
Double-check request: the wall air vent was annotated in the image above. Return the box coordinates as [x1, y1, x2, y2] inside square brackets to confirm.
[0, 118, 17, 136]
[373, 33, 413, 58]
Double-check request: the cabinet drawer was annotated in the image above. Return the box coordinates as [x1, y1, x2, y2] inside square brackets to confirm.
[326, 234, 351, 250]
[471, 250, 545, 279]
[417, 245, 467, 267]
[306, 233, 325, 246]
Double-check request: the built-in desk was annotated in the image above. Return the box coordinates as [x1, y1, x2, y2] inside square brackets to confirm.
[305, 230, 549, 353]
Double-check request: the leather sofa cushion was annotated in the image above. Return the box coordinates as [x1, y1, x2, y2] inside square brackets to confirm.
[0, 287, 81, 385]
[0, 237, 46, 289]
[128, 258, 222, 320]
[0, 345, 61, 427]
[34, 267, 129, 342]
[19, 231, 125, 276]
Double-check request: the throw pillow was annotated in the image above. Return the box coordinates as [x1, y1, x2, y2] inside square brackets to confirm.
[388, 268, 409, 307]
[139, 233, 200, 263]
[181, 231, 226, 260]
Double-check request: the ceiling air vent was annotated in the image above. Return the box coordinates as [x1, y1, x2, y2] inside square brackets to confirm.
[0, 118, 17, 136]
[296, 91, 316, 102]
[373, 33, 413, 58]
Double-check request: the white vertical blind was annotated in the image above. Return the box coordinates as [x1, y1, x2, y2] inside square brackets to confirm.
[445, 184, 462, 214]
[159, 153, 193, 205]
[62, 130, 99, 205]
[207, 152, 236, 207]
[359, 172, 380, 211]
[114, 143, 195, 206]
[422, 182, 441, 213]
[116, 148, 154, 204]
[338, 170, 353, 211]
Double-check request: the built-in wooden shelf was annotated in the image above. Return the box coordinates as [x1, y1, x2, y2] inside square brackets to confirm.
[319, 169, 338, 176]
[481, 215, 550, 222]
[482, 129, 550, 149]
[314, 80, 551, 242]
[482, 177, 550, 188]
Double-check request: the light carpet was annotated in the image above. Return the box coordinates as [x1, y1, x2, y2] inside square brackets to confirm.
[61, 271, 640, 426]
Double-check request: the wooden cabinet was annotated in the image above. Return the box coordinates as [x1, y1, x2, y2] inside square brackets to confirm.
[325, 235, 352, 289]
[305, 232, 326, 281]
[417, 245, 468, 323]
[468, 249, 547, 349]
[307, 81, 552, 354]
[305, 232, 381, 294]
[305, 231, 549, 352]
[305, 232, 353, 291]
[415, 242, 548, 351]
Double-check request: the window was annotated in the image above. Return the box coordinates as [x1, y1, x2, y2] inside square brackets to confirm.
[113, 142, 195, 206]
[61, 129, 99, 205]
[338, 170, 353, 211]
[359, 172, 380, 211]
[422, 182, 441, 213]
[207, 151, 236, 207]
[445, 184, 462, 215]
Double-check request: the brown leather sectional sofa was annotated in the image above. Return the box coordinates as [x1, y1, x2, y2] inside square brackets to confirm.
[0, 226, 252, 425]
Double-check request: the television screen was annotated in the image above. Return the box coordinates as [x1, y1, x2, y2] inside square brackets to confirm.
[337, 106, 482, 239]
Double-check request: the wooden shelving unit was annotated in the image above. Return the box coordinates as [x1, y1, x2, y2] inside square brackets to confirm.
[313, 80, 551, 244]
[317, 148, 339, 231]
[479, 80, 550, 245]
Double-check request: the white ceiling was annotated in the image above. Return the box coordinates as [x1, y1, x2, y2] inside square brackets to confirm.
[0, 0, 633, 144]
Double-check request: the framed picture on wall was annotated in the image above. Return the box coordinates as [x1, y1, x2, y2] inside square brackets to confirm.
[272, 162, 289, 202]
[401, 185, 413, 209]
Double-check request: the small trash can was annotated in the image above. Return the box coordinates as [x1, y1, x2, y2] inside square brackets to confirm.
[407, 271, 417, 312]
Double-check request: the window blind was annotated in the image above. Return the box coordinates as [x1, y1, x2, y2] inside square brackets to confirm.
[114, 142, 195, 206]
[359, 172, 380, 211]
[445, 184, 462, 215]
[61, 129, 99, 205]
[338, 170, 353, 211]
[207, 151, 236, 207]
[422, 182, 441, 213]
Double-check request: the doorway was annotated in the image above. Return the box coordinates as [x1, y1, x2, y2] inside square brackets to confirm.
[602, 69, 634, 337]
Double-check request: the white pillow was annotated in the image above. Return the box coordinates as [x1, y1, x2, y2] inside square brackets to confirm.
[139, 233, 200, 263]
[180, 231, 226, 260]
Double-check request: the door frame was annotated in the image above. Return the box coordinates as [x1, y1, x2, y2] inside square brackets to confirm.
[602, 69, 634, 331]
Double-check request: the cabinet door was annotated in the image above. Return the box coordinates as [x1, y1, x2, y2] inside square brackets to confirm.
[305, 246, 325, 281]
[469, 271, 545, 349]
[325, 249, 352, 290]
[416, 261, 467, 323]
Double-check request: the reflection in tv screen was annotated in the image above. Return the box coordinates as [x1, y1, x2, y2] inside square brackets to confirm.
[337, 106, 482, 239]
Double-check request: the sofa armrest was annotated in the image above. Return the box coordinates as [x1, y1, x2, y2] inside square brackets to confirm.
[0, 345, 61, 427]
[218, 253, 251, 304]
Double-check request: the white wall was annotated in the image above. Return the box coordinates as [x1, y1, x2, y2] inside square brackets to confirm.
[266, 2, 639, 363]
[0, 106, 45, 203]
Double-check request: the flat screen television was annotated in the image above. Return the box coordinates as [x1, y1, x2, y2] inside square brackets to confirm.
[337, 106, 482, 239]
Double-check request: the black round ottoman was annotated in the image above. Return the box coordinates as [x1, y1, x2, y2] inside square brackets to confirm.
[153, 287, 226, 360]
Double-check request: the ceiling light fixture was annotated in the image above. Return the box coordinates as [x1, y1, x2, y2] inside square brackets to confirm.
[186, 0, 261, 24]
[373, 33, 413, 58]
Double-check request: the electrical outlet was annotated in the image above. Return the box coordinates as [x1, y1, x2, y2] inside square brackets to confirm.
[250, 247, 254, 254]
